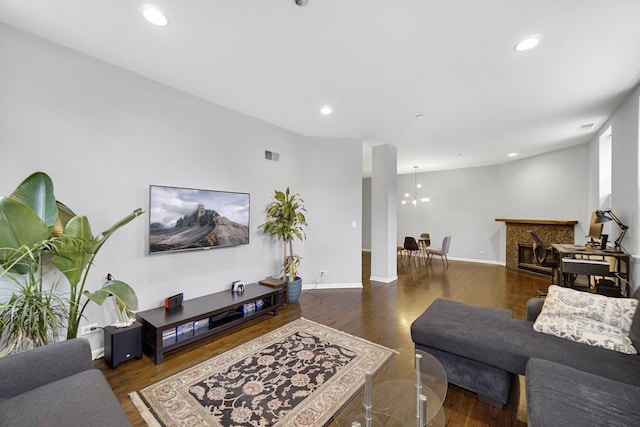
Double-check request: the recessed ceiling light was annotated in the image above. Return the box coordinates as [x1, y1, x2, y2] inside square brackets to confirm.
[415, 114, 425, 119]
[320, 105, 332, 115]
[508, 152, 518, 157]
[514, 35, 541, 52]
[142, 6, 168, 26]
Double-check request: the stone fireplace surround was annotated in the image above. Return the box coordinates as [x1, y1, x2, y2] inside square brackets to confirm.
[495, 218, 578, 271]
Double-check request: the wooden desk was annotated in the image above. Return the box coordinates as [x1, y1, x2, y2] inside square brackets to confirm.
[551, 244, 631, 296]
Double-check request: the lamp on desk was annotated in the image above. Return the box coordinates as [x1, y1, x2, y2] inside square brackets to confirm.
[595, 209, 628, 251]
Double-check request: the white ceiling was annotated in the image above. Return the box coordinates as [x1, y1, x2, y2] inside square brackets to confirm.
[2, 0, 640, 176]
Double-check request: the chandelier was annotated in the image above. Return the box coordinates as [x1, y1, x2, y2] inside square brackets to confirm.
[402, 166, 430, 205]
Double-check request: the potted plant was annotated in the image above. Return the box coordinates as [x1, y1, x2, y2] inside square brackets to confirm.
[0, 238, 69, 356]
[259, 187, 308, 303]
[0, 172, 142, 355]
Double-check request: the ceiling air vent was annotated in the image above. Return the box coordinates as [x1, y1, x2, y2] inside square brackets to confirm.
[265, 150, 280, 162]
[576, 123, 595, 132]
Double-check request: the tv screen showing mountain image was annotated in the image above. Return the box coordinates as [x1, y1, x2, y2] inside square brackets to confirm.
[149, 185, 250, 254]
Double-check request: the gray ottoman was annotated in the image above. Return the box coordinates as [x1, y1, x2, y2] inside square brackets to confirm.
[411, 298, 515, 406]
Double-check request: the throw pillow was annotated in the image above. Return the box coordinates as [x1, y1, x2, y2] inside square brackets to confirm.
[533, 285, 638, 354]
[630, 302, 640, 351]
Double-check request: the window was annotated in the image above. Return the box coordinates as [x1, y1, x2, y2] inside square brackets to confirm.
[599, 125, 612, 210]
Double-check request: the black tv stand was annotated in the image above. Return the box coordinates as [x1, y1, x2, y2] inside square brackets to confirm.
[136, 283, 285, 364]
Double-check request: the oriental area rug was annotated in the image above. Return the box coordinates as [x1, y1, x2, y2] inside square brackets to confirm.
[130, 318, 395, 427]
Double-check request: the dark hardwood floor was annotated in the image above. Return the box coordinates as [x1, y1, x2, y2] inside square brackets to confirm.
[98, 253, 545, 426]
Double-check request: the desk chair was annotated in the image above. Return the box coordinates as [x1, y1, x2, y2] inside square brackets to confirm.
[426, 236, 451, 267]
[529, 231, 559, 294]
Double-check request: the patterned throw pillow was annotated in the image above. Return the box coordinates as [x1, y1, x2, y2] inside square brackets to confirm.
[533, 285, 639, 354]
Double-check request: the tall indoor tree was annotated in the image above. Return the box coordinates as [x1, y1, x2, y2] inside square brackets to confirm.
[259, 187, 308, 302]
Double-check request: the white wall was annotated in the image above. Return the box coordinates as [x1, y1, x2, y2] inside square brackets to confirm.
[303, 136, 363, 288]
[588, 84, 640, 294]
[498, 145, 589, 224]
[397, 165, 503, 263]
[0, 24, 362, 339]
[498, 145, 591, 261]
[606, 87, 639, 256]
[364, 144, 590, 264]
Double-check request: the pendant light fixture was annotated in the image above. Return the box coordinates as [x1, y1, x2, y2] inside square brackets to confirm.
[402, 166, 430, 205]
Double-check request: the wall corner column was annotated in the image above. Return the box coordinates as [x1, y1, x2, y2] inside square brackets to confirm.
[370, 144, 397, 283]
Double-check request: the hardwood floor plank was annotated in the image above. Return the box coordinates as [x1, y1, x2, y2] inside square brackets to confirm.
[98, 253, 543, 426]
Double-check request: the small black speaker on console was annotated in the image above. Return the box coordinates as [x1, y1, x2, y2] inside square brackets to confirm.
[165, 293, 184, 310]
[104, 321, 142, 369]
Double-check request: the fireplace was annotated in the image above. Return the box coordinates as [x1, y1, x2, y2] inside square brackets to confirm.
[518, 244, 554, 275]
[496, 218, 578, 272]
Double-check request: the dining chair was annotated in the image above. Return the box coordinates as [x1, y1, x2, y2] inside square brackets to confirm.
[418, 233, 431, 259]
[403, 236, 423, 265]
[426, 236, 451, 267]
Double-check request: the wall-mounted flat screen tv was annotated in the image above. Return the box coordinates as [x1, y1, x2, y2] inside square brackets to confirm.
[149, 185, 250, 254]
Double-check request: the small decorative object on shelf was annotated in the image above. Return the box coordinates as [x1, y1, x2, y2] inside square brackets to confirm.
[232, 280, 245, 293]
[259, 278, 287, 288]
[164, 293, 183, 311]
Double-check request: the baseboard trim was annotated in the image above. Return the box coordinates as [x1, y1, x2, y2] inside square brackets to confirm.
[302, 283, 363, 290]
[92, 347, 104, 360]
[369, 275, 398, 283]
[447, 256, 505, 266]
[363, 249, 506, 266]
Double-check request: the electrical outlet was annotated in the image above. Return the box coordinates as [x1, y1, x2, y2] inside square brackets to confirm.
[80, 323, 99, 335]
[320, 270, 327, 275]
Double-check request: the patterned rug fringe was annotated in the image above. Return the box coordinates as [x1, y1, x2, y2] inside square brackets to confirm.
[130, 391, 162, 427]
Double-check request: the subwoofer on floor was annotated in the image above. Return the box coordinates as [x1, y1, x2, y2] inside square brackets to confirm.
[104, 321, 143, 368]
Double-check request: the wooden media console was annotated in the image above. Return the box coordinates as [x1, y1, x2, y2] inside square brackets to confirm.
[136, 283, 286, 364]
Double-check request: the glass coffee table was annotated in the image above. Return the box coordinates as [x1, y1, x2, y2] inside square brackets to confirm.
[333, 348, 447, 427]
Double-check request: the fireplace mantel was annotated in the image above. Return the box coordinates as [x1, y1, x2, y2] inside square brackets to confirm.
[495, 218, 578, 226]
[496, 218, 578, 270]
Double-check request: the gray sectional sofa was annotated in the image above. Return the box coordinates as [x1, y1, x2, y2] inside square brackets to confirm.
[0, 338, 131, 427]
[411, 292, 640, 426]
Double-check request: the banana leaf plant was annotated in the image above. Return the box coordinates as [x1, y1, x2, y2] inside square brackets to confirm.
[0, 172, 143, 351]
